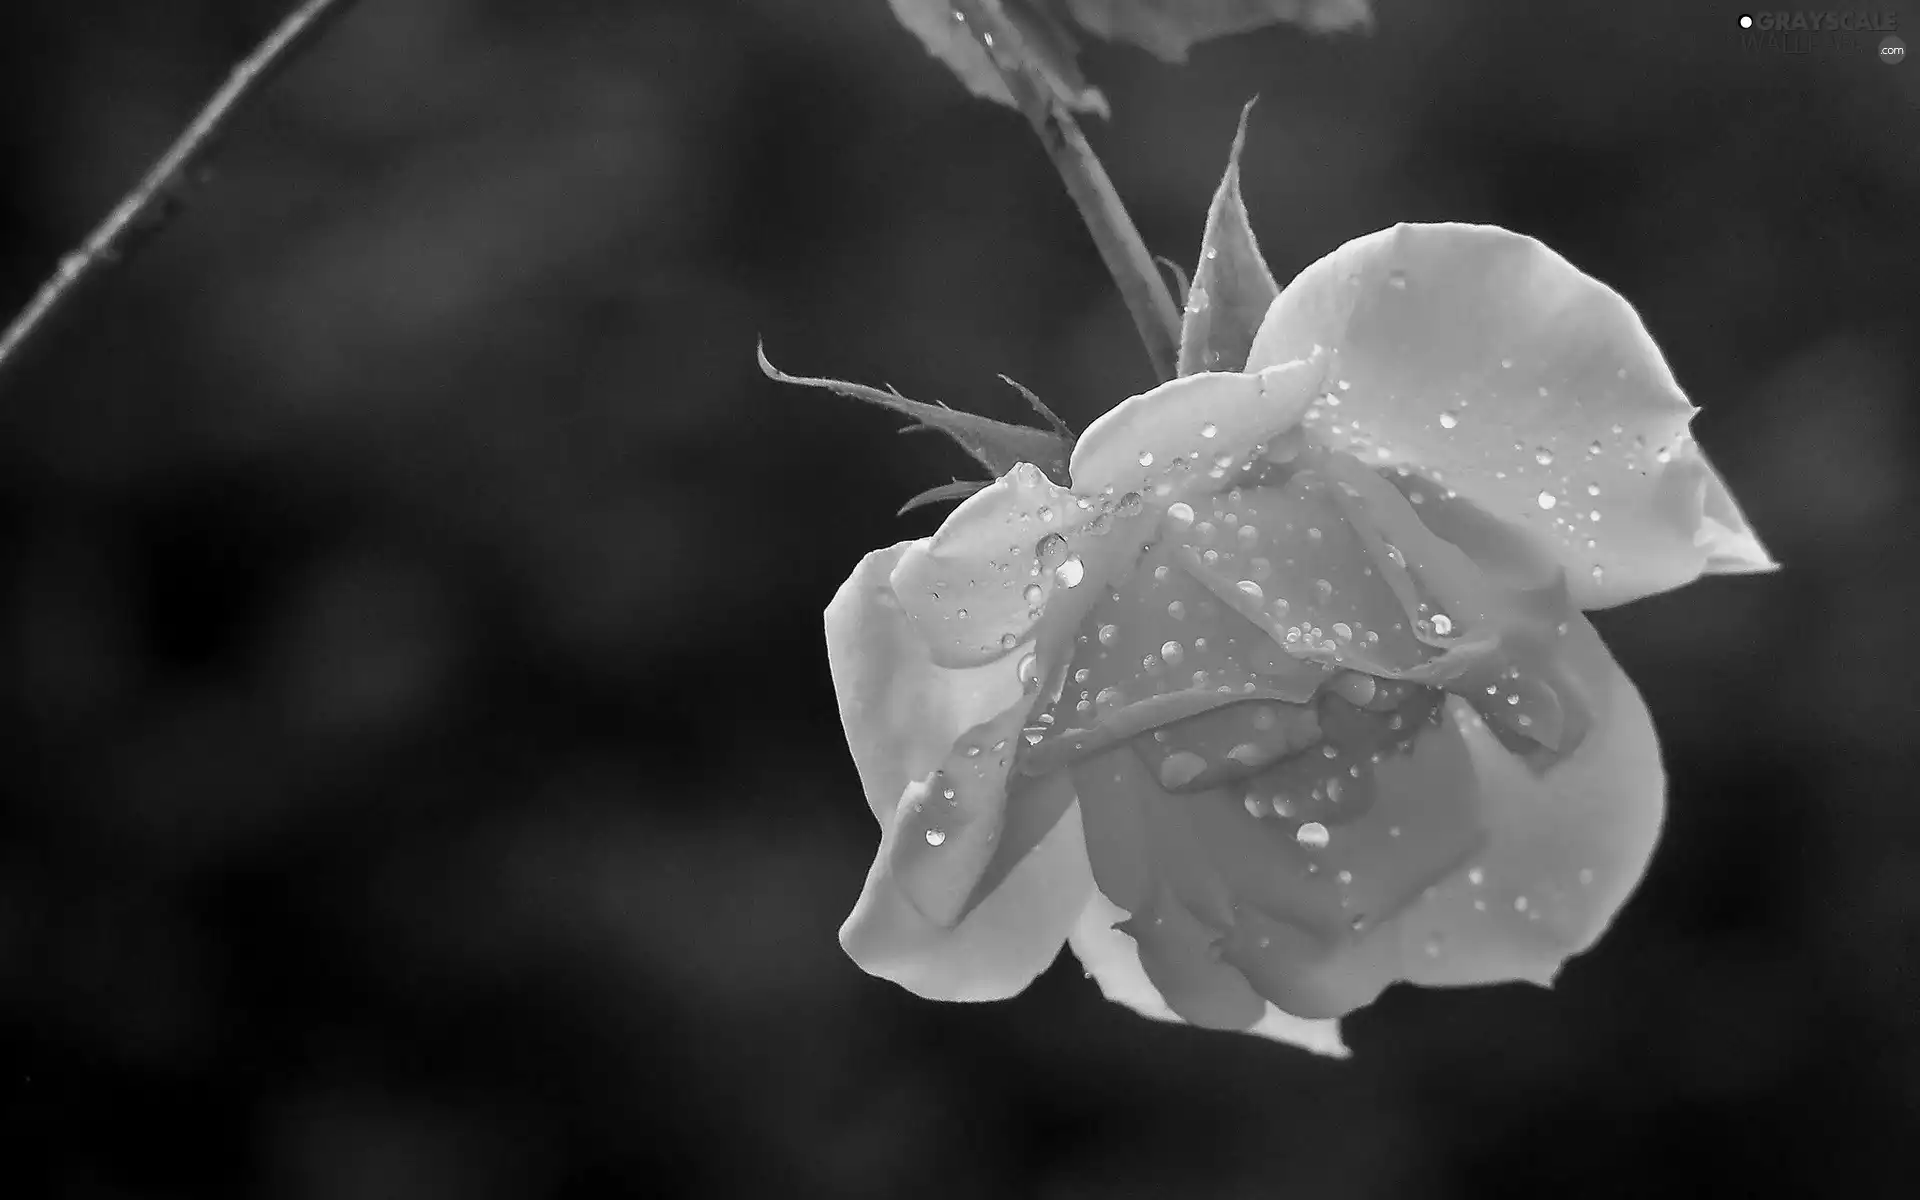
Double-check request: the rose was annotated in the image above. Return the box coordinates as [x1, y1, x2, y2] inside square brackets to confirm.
[821, 187, 1771, 1055]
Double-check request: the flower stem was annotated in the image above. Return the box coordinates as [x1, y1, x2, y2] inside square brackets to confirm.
[953, 0, 1182, 383]
[0, 0, 364, 391]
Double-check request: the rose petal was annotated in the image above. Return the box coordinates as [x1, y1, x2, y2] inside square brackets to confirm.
[826, 542, 1027, 822]
[841, 793, 1095, 1002]
[1064, 603, 1658, 1020]
[1068, 357, 1324, 500]
[1244, 222, 1775, 608]
[1068, 890, 1349, 1056]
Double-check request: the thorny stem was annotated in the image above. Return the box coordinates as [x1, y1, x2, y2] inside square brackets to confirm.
[951, 0, 1182, 383]
[0, 0, 365, 391]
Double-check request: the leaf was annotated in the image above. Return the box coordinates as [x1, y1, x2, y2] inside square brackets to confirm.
[1176, 101, 1279, 377]
[887, 0, 1109, 115]
[758, 341, 1072, 482]
[897, 479, 993, 515]
[1065, 0, 1373, 62]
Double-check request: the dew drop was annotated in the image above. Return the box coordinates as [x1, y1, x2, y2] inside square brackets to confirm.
[1387, 270, 1408, 290]
[1439, 410, 1459, 429]
[1166, 502, 1195, 528]
[1159, 751, 1208, 789]
[1035, 532, 1068, 567]
[1588, 440, 1603, 455]
[1017, 651, 1040, 693]
[1200, 422, 1218, 439]
[1160, 639, 1185, 665]
[1467, 867, 1485, 886]
[1000, 632, 1017, 650]
[1430, 613, 1453, 636]
[1236, 580, 1264, 602]
[1118, 491, 1143, 516]
[1023, 583, 1043, 605]
[1098, 623, 1120, 646]
[924, 828, 947, 847]
[1314, 578, 1334, 602]
[1137, 451, 1155, 467]
[1296, 821, 1331, 850]
[1054, 554, 1085, 588]
[1534, 447, 1554, 466]
[1537, 491, 1557, 510]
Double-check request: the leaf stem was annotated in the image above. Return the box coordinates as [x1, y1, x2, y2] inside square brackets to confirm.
[0, 0, 364, 391]
[952, 0, 1181, 383]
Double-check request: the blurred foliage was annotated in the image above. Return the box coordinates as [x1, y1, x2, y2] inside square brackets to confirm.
[0, 1, 1916, 1197]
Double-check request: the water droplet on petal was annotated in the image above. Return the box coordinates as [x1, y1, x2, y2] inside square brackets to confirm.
[1467, 867, 1485, 886]
[1166, 600, 1186, 620]
[1430, 613, 1453, 636]
[1199, 422, 1218, 439]
[1159, 751, 1208, 789]
[1236, 580, 1264, 602]
[1537, 491, 1558, 510]
[1166, 502, 1195, 528]
[1017, 651, 1040, 693]
[1439, 410, 1459, 429]
[1097, 623, 1120, 646]
[1296, 822, 1331, 850]
[924, 828, 947, 846]
[1387, 270, 1408, 290]
[1138, 451, 1155, 467]
[1054, 554, 1085, 588]
[1035, 532, 1068, 568]
[1000, 632, 1017, 650]
[1160, 639, 1185, 665]
[1023, 584, 1043, 605]
[1534, 447, 1554, 466]
[1118, 491, 1143, 516]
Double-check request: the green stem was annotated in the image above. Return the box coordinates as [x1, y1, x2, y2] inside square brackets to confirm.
[953, 0, 1182, 383]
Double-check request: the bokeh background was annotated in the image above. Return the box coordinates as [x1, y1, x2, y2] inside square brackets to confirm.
[2, 1, 1916, 1196]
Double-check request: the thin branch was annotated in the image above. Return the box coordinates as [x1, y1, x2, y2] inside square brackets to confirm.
[951, 0, 1182, 383]
[0, 0, 365, 390]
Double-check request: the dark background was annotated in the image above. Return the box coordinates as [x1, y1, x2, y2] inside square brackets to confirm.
[1, 1, 1916, 1196]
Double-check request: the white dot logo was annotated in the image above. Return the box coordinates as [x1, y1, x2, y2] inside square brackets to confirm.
[1739, 14, 1753, 28]
[1883, 35, 1907, 65]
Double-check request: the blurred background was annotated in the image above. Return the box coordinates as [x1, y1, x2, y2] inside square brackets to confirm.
[1, 0, 1916, 1196]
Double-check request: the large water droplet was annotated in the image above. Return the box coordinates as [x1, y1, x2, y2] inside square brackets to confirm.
[924, 828, 947, 846]
[1200, 422, 1218, 439]
[1138, 450, 1155, 467]
[1430, 613, 1453, 636]
[1236, 580, 1264, 602]
[1098, 623, 1120, 646]
[1023, 583, 1043, 605]
[1534, 447, 1554, 466]
[1296, 821, 1331, 849]
[1118, 491, 1143, 516]
[1537, 491, 1557, 510]
[1036, 532, 1068, 568]
[1439, 410, 1459, 429]
[1159, 751, 1207, 789]
[1160, 639, 1185, 665]
[1166, 502, 1195, 528]
[1054, 554, 1085, 588]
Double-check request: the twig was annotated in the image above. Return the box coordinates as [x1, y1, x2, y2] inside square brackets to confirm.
[0, 0, 365, 390]
[951, 0, 1182, 382]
